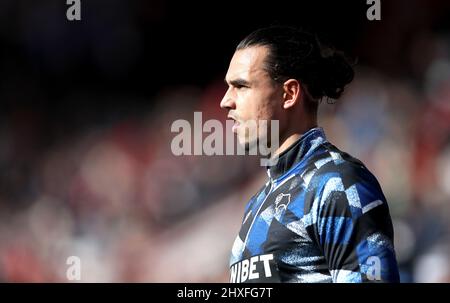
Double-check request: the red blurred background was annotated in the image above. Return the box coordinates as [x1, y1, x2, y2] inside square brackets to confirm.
[1, 0, 450, 282]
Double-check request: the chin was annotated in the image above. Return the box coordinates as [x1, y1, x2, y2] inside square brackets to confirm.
[242, 138, 259, 153]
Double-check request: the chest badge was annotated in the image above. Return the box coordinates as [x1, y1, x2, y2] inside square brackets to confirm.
[275, 193, 291, 213]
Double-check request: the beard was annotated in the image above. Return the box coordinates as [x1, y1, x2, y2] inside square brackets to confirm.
[243, 138, 258, 153]
[235, 118, 280, 160]
[240, 127, 272, 155]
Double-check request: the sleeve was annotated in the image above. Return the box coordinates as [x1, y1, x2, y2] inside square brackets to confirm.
[305, 163, 400, 283]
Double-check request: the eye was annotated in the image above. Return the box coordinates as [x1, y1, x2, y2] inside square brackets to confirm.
[235, 84, 248, 89]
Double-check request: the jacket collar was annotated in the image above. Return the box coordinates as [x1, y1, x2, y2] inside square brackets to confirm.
[266, 127, 327, 180]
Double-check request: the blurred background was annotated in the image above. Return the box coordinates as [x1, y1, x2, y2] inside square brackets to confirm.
[1, 0, 450, 282]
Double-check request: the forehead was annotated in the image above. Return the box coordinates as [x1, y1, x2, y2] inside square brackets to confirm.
[225, 46, 270, 81]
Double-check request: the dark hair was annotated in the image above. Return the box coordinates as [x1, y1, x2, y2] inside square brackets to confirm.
[236, 26, 354, 100]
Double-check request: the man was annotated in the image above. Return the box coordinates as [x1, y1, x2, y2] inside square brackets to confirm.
[220, 26, 400, 283]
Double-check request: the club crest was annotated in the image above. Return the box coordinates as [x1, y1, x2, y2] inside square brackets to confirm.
[275, 193, 291, 213]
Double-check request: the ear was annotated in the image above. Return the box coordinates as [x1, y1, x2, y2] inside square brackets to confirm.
[282, 79, 302, 109]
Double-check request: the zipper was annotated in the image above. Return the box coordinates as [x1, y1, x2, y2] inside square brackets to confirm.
[243, 170, 274, 245]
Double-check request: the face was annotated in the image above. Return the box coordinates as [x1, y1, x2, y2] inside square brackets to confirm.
[221, 46, 285, 149]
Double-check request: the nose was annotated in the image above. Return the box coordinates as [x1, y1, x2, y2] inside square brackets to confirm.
[220, 88, 236, 110]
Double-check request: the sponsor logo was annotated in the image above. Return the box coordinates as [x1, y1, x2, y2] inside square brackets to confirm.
[230, 254, 279, 283]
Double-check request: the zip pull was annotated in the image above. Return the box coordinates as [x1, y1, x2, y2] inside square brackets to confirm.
[266, 169, 273, 183]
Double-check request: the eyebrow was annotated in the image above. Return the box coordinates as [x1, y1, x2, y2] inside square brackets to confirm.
[224, 78, 251, 87]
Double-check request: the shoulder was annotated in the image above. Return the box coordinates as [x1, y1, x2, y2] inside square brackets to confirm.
[304, 142, 387, 215]
[308, 142, 381, 191]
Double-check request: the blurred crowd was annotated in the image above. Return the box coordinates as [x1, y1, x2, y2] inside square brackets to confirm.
[1, 0, 450, 283]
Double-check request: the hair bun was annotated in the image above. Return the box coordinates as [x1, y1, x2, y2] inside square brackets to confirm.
[319, 52, 355, 99]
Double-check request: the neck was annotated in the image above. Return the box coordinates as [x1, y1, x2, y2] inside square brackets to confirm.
[271, 118, 317, 158]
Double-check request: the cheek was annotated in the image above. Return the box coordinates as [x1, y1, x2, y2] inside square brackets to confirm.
[256, 90, 281, 121]
[236, 92, 259, 120]
[237, 88, 281, 121]
[254, 104, 272, 122]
